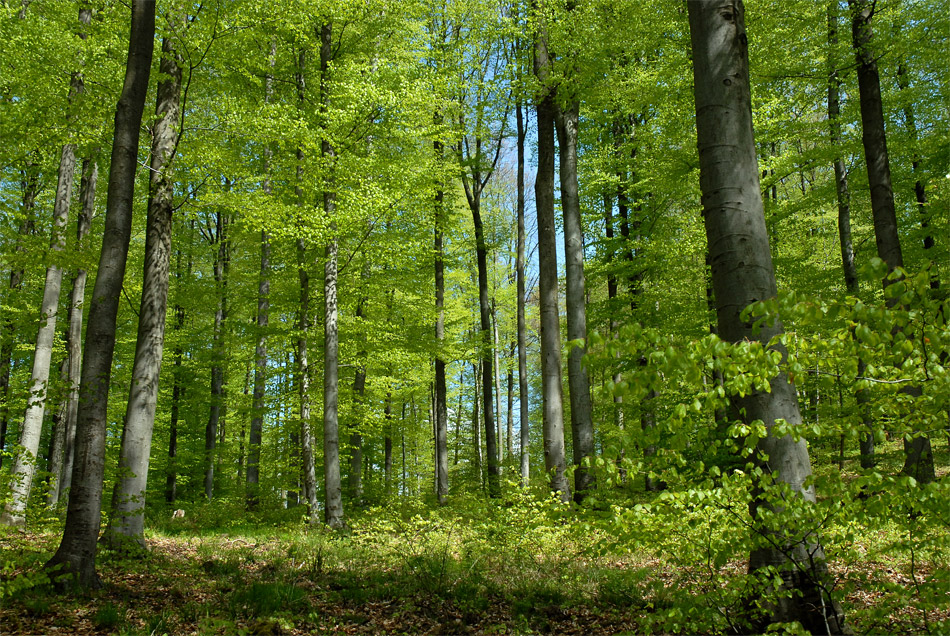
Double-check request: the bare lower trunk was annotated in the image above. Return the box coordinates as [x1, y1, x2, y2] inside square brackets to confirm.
[555, 99, 594, 501]
[0, 167, 38, 469]
[205, 209, 230, 500]
[516, 100, 530, 487]
[688, 2, 847, 632]
[1, 145, 74, 527]
[103, 36, 181, 550]
[533, 13, 569, 500]
[828, 3, 874, 470]
[434, 137, 449, 503]
[58, 159, 96, 503]
[849, 0, 933, 484]
[46, 0, 155, 589]
[321, 20, 343, 529]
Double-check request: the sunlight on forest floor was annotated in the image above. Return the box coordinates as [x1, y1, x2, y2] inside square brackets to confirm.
[1, 440, 948, 635]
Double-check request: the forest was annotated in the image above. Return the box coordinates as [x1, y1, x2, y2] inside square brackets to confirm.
[0, 0, 947, 634]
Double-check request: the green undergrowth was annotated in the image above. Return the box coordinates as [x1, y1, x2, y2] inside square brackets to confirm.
[2, 456, 948, 636]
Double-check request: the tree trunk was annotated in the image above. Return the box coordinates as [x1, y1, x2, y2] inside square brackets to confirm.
[491, 299, 504, 467]
[533, 11, 569, 501]
[53, 157, 96, 504]
[687, 2, 847, 632]
[166, 221, 192, 504]
[45, 0, 155, 589]
[515, 100, 530, 487]
[103, 36, 182, 550]
[246, 43, 277, 510]
[555, 99, 595, 501]
[384, 391, 393, 494]
[434, 132, 449, 505]
[1, 144, 75, 527]
[604, 189, 627, 484]
[827, 3, 875, 470]
[0, 165, 39, 470]
[321, 21, 344, 529]
[205, 206, 230, 500]
[349, 286, 368, 503]
[471, 361, 482, 485]
[849, 0, 934, 484]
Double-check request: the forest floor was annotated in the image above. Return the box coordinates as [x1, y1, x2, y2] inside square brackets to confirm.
[1, 440, 948, 635]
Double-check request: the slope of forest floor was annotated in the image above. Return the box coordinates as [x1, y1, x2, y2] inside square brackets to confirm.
[1, 439, 948, 635]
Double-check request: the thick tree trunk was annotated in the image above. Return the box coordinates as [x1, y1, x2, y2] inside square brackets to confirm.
[1, 144, 74, 527]
[103, 37, 182, 550]
[828, 4, 875, 470]
[849, 0, 934, 484]
[434, 133, 449, 505]
[533, 14, 569, 501]
[321, 21, 344, 529]
[688, 2, 848, 632]
[45, 0, 155, 590]
[555, 99, 595, 501]
[515, 100, 530, 488]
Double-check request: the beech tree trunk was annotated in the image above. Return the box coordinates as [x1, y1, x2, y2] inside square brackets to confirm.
[828, 3, 875, 470]
[434, 133, 449, 505]
[516, 78, 530, 489]
[45, 0, 155, 589]
[58, 158, 96, 504]
[103, 35, 182, 550]
[533, 11, 569, 500]
[0, 144, 74, 527]
[247, 43, 277, 510]
[0, 166, 38, 469]
[849, 0, 934, 484]
[204, 207, 230, 500]
[555, 99, 595, 501]
[687, 2, 847, 632]
[349, 284, 368, 503]
[165, 221, 191, 504]
[321, 20, 344, 529]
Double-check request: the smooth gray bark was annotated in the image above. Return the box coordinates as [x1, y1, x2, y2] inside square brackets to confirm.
[321, 21, 344, 529]
[104, 35, 182, 549]
[555, 99, 595, 501]
[533, 12, 569, 501]
[1, 144, 74, 527]
[516, 100, 530, 487]
[0, 166, 38, 469]
[434, 133, 449, 504]
[46, 0, 155, 590]
[688, 2, 847, 632]
[57, 158, 96, 504]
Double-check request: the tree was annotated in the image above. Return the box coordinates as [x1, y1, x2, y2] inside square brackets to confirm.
[687, 1, 847, 631]
[532, 2, 569, 500]
[321, 19, 344, 529]
[102, 29, 183, 550]
[0, 143, 74, 527]
[849, 0, 934, 484]
[46, 0, 155, 589]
